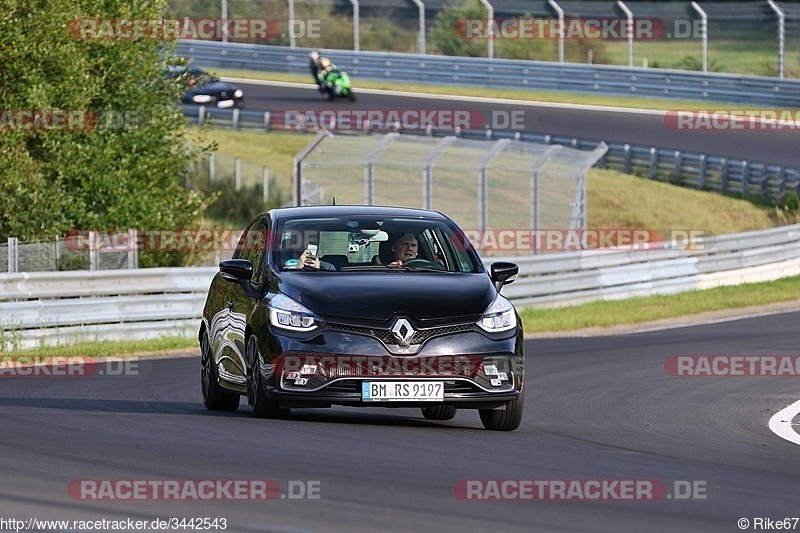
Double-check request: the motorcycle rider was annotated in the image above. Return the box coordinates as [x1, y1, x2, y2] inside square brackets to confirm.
[316, 57, 340, 88]
[309, 51, 324, 91]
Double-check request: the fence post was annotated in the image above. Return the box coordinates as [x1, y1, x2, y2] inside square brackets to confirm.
[232, 108, 240, 130]
[691, 2, 707, 72]
[127, 229, 138, 269]
[617, 1, 634, 68]
[548, 0, 564, 63]
[410, 0, 425, 54]
[89, 231, 98, 272]
[673, 150, 682, 184]
[235, 157, 242, 191]
[268, 167, 269, 204]
[209, 152, 216, 182]
[263, 111, 271, 132]
[8, 237, 18, 273]
[479, 0, 494, 59]
[349, 0, 360, 52]
[768, 0, 785, 78]
[288, 0, 296, 48]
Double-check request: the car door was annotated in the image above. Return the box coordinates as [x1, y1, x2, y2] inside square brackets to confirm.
[221, 218, 267, 382]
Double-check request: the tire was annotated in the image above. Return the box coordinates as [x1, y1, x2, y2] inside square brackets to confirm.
[246, 335, 290, 419]
[201, 333, 240, 411]
[347, 91, 356, 102]
[479, 390, 524, 431]
[421, 405, 457, 421]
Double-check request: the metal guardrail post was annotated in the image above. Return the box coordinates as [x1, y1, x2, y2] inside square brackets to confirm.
[479, 0, 494, 59]
[617, 1, 634, 68]
[673, 150, 682, 184]
[768, 0, 785, 79]
[548, 0, 564, 63]
[720, 158, 729, 194]
[263, 111, 271, 131]
[623, 144, 631, 174]
[741, 161, 749, 196]
[232, 108, 240, 130]
[648, 147, 658, 178]
[699, 154, 708, 189]
[691, 2, 707, 73]
[411, 0, 425, 55]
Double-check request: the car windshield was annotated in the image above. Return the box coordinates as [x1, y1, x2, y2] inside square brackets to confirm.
[273, 215, 481, 273]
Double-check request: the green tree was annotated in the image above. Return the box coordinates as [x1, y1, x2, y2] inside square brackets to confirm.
[429, 0, 488, 57]
[0, 0, 208, 266]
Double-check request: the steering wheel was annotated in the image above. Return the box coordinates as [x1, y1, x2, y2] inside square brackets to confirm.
[403, 258, 446, 270]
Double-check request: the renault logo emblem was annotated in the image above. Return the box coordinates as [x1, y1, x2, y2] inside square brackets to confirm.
[391, 318, 415, 346]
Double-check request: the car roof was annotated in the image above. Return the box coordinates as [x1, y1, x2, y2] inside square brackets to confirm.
[269, 205, 450, 221]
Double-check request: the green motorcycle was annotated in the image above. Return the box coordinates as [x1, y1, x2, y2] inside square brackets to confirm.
[321, 70, 356, 101]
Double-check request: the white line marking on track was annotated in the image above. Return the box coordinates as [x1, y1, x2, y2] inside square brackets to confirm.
[769, 399, 800, 446]
[221, 77, 668, 116]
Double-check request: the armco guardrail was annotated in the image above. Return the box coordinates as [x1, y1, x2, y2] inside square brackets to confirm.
[175, 40, 800, 107]
[2, 225, 800, 348]
[181, 105, 800, 200]
[0, 267, 217, 349]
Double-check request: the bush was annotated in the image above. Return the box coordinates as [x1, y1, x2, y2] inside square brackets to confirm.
[0, 0, 207, 267]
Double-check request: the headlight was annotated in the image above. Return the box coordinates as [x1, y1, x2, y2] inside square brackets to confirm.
[268, 294, 323, 333]
[233, 89, 243, 98]
[477, 295, 517, 333]
[192, 94, 214, 103]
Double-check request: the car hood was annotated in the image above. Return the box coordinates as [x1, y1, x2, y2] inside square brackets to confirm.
[275, 272, 496, 323]
[185, 79, 239, 96]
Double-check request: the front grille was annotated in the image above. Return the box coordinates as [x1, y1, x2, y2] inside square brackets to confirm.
[328, 322, 472, 346]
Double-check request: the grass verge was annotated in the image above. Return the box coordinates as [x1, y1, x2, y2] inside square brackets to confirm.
[519, 275, 800, 334]
[1, 336, 197, 359]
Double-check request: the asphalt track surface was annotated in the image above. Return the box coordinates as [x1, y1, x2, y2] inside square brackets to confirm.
[235, 81, 800, 167]
[1, 312, 799, 532]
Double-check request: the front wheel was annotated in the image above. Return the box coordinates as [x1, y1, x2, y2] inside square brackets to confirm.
[201, 333, 240, 411]
[246, 335, 289, 419]
[479, 390, 524, 431]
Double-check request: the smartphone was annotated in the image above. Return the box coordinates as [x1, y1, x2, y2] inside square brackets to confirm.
[306, 244, 318, 257]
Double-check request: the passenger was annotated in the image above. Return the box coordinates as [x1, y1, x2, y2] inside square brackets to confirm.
[282, 230, 335, 271]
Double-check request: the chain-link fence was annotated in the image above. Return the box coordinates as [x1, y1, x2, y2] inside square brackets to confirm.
[0, 236, 134, 273]
[167, 0, 795, 76]
[296, 131, 606, 255]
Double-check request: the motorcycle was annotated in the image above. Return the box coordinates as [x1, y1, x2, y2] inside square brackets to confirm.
[320, 69, 356, 101]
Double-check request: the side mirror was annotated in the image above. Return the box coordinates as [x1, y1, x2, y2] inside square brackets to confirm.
[219, 259, 253, 282]
[491, 262, 518, 292]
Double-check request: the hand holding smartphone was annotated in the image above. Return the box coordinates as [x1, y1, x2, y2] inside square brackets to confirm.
[306, 244, 318, 257]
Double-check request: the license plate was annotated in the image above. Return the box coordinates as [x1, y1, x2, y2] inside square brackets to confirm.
[362, 381, 444, 402]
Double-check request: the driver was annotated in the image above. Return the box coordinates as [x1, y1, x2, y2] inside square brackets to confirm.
[391, 233, 418, 262]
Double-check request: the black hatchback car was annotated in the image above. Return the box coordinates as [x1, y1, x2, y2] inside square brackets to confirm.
[167, 66, 244, 109]
[199, 206, 524, 431]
